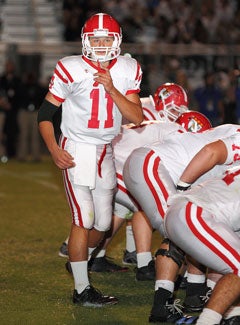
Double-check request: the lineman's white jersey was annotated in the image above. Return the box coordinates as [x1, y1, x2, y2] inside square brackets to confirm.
[112, 121, 186, 214]
[123, 124, 240, 232]
[49, 55, 142, 144]
[169, 132, 240, 229]
[113, 121, 186, 185]
[165, 135, 240, 276]
[149, 124, 240, 185]
[121, 96, 161, 125]
[141, 96, 161, 121]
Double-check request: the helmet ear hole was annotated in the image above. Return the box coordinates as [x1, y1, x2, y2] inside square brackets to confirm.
[176, 111, 212, 132]
[81, 13, 122, 62]
[153, 83, 189, 122]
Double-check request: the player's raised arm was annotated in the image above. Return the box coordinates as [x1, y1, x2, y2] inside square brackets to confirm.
[177, 139, 228, 188]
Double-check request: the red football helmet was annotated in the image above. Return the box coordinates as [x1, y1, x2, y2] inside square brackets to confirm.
[152, 83, 189, 122]
[81, 13, 122, 62]
[176, 111, 212, 132]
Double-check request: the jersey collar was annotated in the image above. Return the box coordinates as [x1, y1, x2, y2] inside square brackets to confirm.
[82, 56, 117, 70]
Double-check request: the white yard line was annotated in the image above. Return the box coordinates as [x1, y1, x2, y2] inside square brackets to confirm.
[0, 169, 61, 191]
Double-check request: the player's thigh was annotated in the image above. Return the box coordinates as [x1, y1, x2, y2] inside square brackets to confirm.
[65, 182, 94, 229]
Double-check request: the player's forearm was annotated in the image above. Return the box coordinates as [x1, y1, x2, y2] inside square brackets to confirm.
[109, 88, 143, 125]
[38, 121, 59, 154]
[179, 140, 227, 184]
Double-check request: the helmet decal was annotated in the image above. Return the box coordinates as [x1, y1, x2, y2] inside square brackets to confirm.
[176, 111, 212, 132]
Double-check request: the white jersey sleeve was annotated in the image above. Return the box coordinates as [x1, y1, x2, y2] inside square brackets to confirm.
[149, 124, 240, 184]
[49, 55, 142, 144]
[113, 121, 185, 175]
[140, 97, 161, 121]
[221, 133, 240, 165]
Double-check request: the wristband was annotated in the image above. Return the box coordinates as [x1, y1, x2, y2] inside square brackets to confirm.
[176, 180, 191, 192]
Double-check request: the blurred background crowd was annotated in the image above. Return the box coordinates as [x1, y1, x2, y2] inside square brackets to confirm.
[62, 0, 240, 44]
[1, 0, 240, 162]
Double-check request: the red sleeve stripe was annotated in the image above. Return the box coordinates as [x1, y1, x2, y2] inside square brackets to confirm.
[50, 91, 65, 103]
[126, 89, 140, 95]
[58, 61, 74, 83]
[143, 107, 156, 120]
[135, 62, 141, 81]
[54, 68, 68, 84]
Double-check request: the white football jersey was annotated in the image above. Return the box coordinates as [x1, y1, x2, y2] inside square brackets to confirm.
[49, 55, 142, 144]
[113, 121, 186, 178]
[121, 96, 160, 125]
[170, 132, 240, 228]
[149, 124, 240, 184]
[141, 97, 161, 121]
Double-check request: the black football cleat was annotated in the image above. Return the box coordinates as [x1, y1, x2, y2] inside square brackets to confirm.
[73, 285, 118, 307]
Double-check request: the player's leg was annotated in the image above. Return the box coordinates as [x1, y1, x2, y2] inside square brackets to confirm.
[65, 144, 118, 307]
[88, 212, 129, 272]
[197, 274, 240, 325]
[149, 238, 189, 323]
[183, 257, 212, 312]
[132, 210, 155, 281]
[123, 219, 137, 265]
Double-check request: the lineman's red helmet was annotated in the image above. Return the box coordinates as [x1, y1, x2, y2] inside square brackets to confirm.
[152, 83, 189, 122]
[176, 111, 212, 132]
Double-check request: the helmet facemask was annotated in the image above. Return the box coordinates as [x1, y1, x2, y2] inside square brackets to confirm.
[82, 32, 121, 62]
[81, 13, 122, 62]
[157, 88, 188, 122]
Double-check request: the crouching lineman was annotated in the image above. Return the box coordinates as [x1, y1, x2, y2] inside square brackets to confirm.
[165, 135, 240, 324]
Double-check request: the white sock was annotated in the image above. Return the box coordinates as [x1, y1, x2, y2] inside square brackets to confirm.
[187, 273, 206, 283]
[64, 237, 69, 244]
[224, 306, 240, 319]
[183, 270, 188, 278]
[95, 249, 106, 258]
[70, 261, 89, 294]
[155, 280, 174, 293]
[88, 247, 96, 260]
[137, 252, 152, 268]
[207, 279, 216, 290]
[196, 308, 222, 325]
[126, 225, 136, 252]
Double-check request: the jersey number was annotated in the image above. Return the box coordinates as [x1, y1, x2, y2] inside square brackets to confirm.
[88, 89, 114, 128]
[223, 169, 240, 185]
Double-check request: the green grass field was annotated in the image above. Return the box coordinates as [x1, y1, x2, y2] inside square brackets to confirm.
[0, 157, 188, 325]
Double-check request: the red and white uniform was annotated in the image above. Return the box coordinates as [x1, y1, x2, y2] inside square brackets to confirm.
[50, 55, 141, 143]
[113, 121, 186, 217]
[123, 124, 240, 234]
[141, 97, 161, 121]
[50, 54, 142, 230]
[165, 134, 240, 276]
[121, 96, 160, 125]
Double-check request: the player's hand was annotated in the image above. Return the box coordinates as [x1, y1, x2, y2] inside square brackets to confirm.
[93, 65, 115, 94]
[51, 147, 75, 170]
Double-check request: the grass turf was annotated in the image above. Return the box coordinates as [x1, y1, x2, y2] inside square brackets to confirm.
[0, 157, 191, 325]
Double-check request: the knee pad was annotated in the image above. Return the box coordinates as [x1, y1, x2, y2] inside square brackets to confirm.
[155, 238, 185, 268]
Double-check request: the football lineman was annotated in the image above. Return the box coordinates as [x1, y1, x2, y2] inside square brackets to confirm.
[165, 136, 240, 325]
[122, 122, 240, 323]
